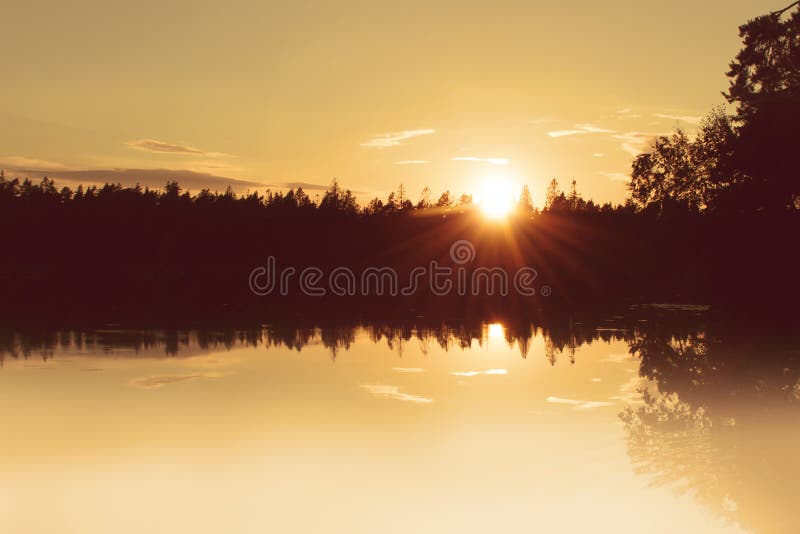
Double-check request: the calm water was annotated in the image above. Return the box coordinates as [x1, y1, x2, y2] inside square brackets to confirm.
[1, 320, 797, 534]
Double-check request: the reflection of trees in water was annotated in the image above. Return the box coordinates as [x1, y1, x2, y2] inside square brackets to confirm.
[620, 328, 800, 534]
[0, 315, 634, 364]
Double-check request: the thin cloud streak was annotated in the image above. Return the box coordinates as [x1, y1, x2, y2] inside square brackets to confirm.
[599, 171, 630, 182]
[129, 372, 231, 390]
[0, 156, 71, 170]
[611, 131, 665, 156]
[361, 129, 435, 148]
[393, 160, 430, 165]
[654, 113, 703, 124]
[548, 123, 616, 138]
[545, 396, 614, 410]
[360, 384, 433, 404]
[548, 129, 588, 138]
[450, 368, 508, 377]
[575, 123, 615, 133]
[0, 164, 263, 192]
[392, 367, 427, 373]
[126, 139, 233, 158]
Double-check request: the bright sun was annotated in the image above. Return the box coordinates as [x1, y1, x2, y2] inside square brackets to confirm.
[474, 178, 515, 219]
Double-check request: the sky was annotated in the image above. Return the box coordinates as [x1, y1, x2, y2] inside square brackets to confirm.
[0, 0, 782, 206]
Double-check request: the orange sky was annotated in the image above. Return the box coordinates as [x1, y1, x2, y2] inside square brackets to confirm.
[0, 1, 780, 206]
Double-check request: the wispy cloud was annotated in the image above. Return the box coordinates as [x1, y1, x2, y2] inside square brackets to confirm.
[548, 129, 587, 138]
[654, 113, 703, 124]
[592, 153, 605, 158]
[614, 108, 642, 119]
[545, 396, 614, 410]
[129, 372, 231, 390]
[611, 131, 663, 156]
[0, 156, 72, 171]
[548, 123, 616, 138]
[622, 144, 641, 156]
[126, 139, 232, 158]
[3, 167, 261, 192]
[450, 368, 508, 377]
[360, 384, 433, 404]
[610, 376, 646, 404]
[452, 156, 510, 165]
[392, 367, 427, 373]
[599, 171, 630, 182]
[393, 160, 430, 165]
[575, 123, 615, 133]
[361, 129, 435, 148]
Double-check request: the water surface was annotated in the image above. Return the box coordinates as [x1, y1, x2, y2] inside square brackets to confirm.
[1, 321, 797, 533]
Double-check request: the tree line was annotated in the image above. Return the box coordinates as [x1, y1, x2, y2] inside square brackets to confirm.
[0, 172, 625, 219]
[1, 2, 799, 322]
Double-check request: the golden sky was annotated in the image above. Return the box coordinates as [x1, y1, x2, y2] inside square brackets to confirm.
[0, 0, 779, 205]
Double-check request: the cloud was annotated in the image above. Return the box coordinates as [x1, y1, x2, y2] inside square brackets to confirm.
[126, 139, 232, 158]
[653, 113, 703, 125]
[609, 376, 646, 404]
[545, 396, 583, 405]
[614, 108, 642, 118]
[130, 371, 233, 389]
[361, 129, 435, 148]
[548, 123, 616, 138]
[548, 129, 587, 138]
[599, 171, 630, 182]
[130, 374, 202, 389]
[0, 161, 263, 192]
[575, 401, 615, 410]
[0, 156, 71, 170]
[392, 367, 427, 373]
[393, 160, 430, 165]
[452, 156, 510, 165]
[592, 153, 605, 158]
[360, 384, 433, 404]
[611, 131, 664, 156]
[545, 396, 614, 410]
[575, 123, 615, 133]
[621, 144, 641, 156]
[450, 368, 508, 377]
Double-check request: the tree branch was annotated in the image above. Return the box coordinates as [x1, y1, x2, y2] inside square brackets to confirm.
[772, 0, 800, 17]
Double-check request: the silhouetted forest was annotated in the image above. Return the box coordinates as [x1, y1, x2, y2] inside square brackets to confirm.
[1, 3, 799, 324]
[0, 306, 704, 361]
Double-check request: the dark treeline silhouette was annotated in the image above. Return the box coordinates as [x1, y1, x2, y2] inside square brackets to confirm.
[0, 307, 707, 362]
[2, 3, 800, 324]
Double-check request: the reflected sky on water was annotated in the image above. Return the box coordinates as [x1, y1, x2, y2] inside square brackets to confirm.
[1, 320, 797, 534]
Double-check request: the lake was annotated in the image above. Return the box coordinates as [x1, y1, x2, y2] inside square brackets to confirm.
[1, 316, 797, 533]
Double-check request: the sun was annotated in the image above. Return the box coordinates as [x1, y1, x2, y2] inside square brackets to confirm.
[474, 177, 515, 219]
